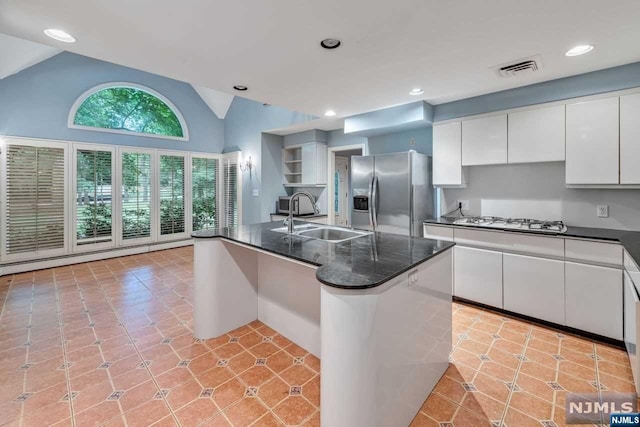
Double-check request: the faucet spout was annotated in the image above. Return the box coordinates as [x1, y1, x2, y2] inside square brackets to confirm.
[286, 191, 320, 233]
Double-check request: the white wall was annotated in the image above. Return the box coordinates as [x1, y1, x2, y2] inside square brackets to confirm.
[441, 162, 640, 230]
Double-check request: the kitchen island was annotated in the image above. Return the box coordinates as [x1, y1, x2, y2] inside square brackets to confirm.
[192, 221, 454, 426]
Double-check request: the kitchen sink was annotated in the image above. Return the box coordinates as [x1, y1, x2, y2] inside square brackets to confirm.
[271, 224, 370, 243]
[270, 223, 320, 233]
[297, 228, 368, 242]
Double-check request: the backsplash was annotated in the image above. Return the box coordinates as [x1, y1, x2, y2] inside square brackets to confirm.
[440, 162, 640, 230]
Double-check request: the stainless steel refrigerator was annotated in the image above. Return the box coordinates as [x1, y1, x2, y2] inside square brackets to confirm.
[351, 151, 434, 236]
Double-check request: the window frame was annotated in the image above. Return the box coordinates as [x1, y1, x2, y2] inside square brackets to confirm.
[0, 137, 71, 262]
[0, 136, 240, 266]
[156, 149, 191, 241]
[190, 152, 223, 232]
[116, 146, 157, 247]
[67, 82, 190, 142]
[72, 143, 117, 252]
[221, 151, 243, 227]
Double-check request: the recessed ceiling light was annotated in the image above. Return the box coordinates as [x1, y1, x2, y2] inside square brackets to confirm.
[325, 110, 336, 117]
[409, 88, 424, 96]
[565, 45, 594, 57]
[233, 85, 248, 91]
[320, 38, 341, 49]
[44, 28, 76, 43]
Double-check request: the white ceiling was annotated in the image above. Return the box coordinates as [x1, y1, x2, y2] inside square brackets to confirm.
[1, 0, 640, 119]
[0, 33, 60, 79]
[191, 85, 234, 119]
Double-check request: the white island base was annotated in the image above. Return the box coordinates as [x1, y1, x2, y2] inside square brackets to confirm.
[193, 238, 453, 427]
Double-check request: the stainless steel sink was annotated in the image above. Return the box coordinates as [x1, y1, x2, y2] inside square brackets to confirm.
[297, 228, 368, 242]
[270, 224, 320, 233]
[271, 224, 370, 243]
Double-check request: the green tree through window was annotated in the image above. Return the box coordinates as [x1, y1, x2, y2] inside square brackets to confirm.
[73, 86, 185, 138]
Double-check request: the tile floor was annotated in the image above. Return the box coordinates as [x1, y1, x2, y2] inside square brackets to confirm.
[0, 247, 634, 426]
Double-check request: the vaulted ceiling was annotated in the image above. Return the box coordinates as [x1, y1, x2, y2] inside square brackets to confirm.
[0, 33, 59, 79]
[2, 0, 640, 119]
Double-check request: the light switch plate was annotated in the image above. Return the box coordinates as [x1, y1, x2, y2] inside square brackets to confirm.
[253, 189, 259, 197]
[597, 205, 609, 218]
[410, 138, 416, 146]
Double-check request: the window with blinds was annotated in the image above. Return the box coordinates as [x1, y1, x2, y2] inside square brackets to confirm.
[5, 144, 65, 255]
[76, 149, 113, 246]
[192, 157, 218, 231]
[121, 152, 152, 240]
[223, 154, 240, 227]
[159, 154, 185, 236]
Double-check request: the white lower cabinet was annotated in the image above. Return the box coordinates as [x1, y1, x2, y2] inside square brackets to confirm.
[503, 253, 565, 325]
[565, 262, 623, 339]
[454, 246, 503, 308]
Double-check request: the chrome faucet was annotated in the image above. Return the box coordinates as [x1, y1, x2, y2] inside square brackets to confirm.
[285, 191, 320, 233]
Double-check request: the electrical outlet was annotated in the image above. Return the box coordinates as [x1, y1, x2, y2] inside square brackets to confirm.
[410, 138, 416, 146]
[457, 200, 470, 211]
[253, 189, 259, 197]
[597, 205, 609, 218]
[408, 271, 418, 285]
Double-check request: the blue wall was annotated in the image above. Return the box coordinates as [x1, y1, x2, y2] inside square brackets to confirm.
[434, 61, 640, 121]
[223, 97, 315, 224]
[368, 127, 432, 156]
[283, 129, 328, 147]
[0, 52, 224, 152]
[326, 129, 368, 150]
[261, 133, 287, 219]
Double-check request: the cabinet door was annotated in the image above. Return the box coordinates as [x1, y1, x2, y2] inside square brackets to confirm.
[503, 253, 565, 325]
[454, 246, 502, 308]
[433, 122, 463, 185]
[315, 143, 328, 185]
[566, 97, 619, 184]
[620, 93, 640, 184]
[508, 105, 565, 163]
[461, 114, 507, 166]
[301, 143, 317, 184]
[565, 262, 622, 339]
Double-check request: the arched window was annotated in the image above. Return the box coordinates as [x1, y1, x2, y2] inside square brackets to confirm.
[69, 83, 189, 140]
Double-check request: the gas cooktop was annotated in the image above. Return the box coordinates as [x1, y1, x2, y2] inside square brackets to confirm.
[453, 216, 567, 234]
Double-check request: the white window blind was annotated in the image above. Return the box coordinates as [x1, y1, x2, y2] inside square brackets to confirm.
[76, 149, 113, 246]
[222, 153, 240, 227]
[192, 156, 218, 231]
[121, 151, 152, 240]
[5, 144, 65, 255]
[159, 154, 185, 236]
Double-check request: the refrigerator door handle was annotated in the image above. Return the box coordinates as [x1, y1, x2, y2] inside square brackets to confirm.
[367, 176, 374, 228]
[372, 176, 379, 230]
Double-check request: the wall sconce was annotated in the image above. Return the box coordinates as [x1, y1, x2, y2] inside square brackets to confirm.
[240, 156, 254, 174]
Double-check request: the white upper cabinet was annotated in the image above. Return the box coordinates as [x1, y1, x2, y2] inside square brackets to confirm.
[508, 105, 565, 164]
[461, 114, 508, 166]
[620, 93, 640, 184]
[301, 142, 327, 185]
[433, 122, 463, 186]
[566, 97, 619, 184]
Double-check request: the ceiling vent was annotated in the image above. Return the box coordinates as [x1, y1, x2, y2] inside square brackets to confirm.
[491, 55, 543, 78]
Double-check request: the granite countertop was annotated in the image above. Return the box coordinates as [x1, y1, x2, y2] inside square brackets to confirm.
[424, 217, 640, 268]
[192, 222, 455, 290]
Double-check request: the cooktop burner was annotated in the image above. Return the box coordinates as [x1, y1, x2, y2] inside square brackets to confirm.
[453, 216, 567, 233]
